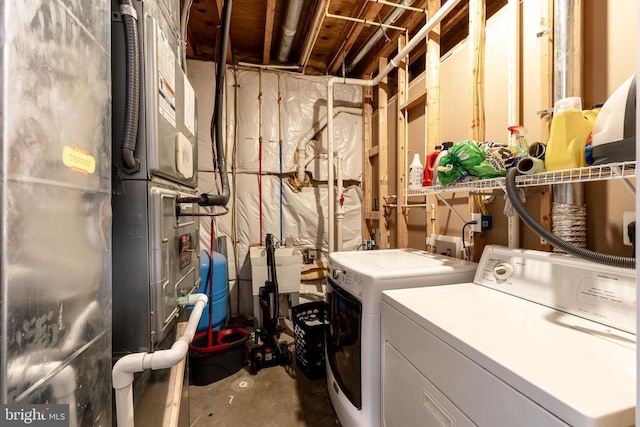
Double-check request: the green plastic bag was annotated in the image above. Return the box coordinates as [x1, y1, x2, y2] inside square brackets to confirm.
[436, 155, 467, 186]
[452, 140, 507, 179]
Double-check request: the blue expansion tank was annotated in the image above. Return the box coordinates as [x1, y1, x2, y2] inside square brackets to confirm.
[195, 250, 228, 332]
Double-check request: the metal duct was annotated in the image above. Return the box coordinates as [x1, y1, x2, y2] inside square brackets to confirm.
[277, 0, 305, 63]
[1, 0, 112, 422]
[553, 0, 585, 251]
[347, 0, 416, 72]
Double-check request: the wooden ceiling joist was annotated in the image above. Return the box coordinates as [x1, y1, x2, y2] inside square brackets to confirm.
[263, 0, 277, 64]
[360, 0, 430, 76]
[327, 1, 386, 74]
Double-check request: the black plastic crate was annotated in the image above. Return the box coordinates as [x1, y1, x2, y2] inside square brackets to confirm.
[292, 301, 328, 380]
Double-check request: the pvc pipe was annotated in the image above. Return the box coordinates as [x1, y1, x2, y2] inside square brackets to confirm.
[277, 0, 305, 63]
[295, 107, 363, 185]
[237, 62, 300, 70]
[112, 294, 208, 427]
[326, 0, 460, 253]
[374, 0, 462, 85]
[336, 151, 345, 251]
[280, 142, 284, 242]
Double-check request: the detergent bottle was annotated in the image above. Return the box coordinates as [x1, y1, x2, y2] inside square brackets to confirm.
[422, 146, 442, 186]
[409, 153, 424, 189]
[433, 142, 453, 186]
[545, 97, 595, 171]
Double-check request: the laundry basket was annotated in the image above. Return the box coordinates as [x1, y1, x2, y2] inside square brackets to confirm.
[292, 301, 328, 380]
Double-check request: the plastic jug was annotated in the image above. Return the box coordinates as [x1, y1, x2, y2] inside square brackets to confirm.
[409, 153, 424, 189]
[422, 146, 441, 186]
[433, 142, 453, 186]
[545, 97, 595, 171]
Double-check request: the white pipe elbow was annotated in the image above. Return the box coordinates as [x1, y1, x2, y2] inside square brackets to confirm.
[296, 149, 307, 183]
[148, 341, 190, 370]
[112, 353, 147, 390]
[177, 293, 208, 307]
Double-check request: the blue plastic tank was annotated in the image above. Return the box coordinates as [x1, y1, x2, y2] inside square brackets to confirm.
[195, 250, 228, 332]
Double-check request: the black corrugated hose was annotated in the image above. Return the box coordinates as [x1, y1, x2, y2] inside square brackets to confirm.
[505, 168, 635, 269]
[179, 0, 232, 207]
[119, 0, 141, 173]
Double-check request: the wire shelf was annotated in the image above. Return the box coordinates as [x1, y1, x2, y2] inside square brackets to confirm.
[404, 161, 636, 196]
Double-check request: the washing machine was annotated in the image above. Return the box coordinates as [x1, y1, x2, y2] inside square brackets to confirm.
[381, 245, 636, 427]
[326, 249, 477, 427]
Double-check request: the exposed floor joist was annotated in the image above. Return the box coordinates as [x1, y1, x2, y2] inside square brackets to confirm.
[359, 0, 430, 76]
[327, 1, 385, 74]
[263, 0, 277, 64]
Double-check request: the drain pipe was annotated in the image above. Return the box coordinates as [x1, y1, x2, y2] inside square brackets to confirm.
[277, 0, 305, 63]
[336, 150, 345, 251]
[553, 0, 585, 251]
[327, 0, 462, 252]
[295, 106, 363, 186]
[112, 293, 208, 427]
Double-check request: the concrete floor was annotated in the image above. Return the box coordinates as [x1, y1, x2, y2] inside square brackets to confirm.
[189, 350, 339, 427]
[189, 301, 340, 427]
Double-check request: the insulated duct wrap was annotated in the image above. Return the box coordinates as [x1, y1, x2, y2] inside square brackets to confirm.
[188, 61, 363, 316]
[2, 0, 112, 420]
[551, 203, 587, 249]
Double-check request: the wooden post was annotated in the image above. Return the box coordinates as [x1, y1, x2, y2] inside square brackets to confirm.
[426, 0, 441, 242]
[539, 0, 554, 251]
[363, 84, 374, 243]
[469, 0, 486, 142]
[397, 35, 409, 248]
[468, 0, 486, 260]
[378, 58, 390, 249]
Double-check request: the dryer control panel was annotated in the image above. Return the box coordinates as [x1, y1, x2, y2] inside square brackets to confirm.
[328, 261, 365, 299]
[475, 246, 636, 334]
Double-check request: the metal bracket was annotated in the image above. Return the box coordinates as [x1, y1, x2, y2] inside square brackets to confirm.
[536, 28, 551, 37]
[435, 193, 467, 224]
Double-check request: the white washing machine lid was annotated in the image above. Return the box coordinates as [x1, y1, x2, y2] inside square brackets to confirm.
[330, 249, 476, 279]
[382, 283, 636, 427]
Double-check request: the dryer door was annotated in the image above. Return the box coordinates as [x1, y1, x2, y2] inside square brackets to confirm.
[326, 279, 363, 409]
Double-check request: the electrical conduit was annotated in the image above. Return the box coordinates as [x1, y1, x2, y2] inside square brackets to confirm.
[327, 0, 462, 252]
[112, 293, 209, 427]
[118, 0, 141, 173]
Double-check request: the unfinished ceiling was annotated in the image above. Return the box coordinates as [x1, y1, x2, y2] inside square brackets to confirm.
[186, 0, 507, 77]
